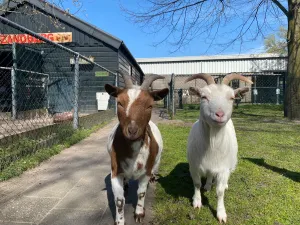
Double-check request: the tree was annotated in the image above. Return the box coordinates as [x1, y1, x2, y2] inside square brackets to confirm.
[264, 26, 287, 54]
[0, 0, 86, 32]
[122, 0, 300, 120]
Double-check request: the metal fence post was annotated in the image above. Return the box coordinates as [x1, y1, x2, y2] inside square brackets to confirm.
[11, 42, 17, 120]
[276, 75, 280, 105]
[253, 75, 257, 104]
[168, 76, 172, 116]
[73, 54, 80, 129]
[172, 73, 175, 117]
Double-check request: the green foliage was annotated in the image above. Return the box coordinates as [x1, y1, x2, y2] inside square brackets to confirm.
[154, 104, 300, 225]
[264, 26, 287, 55]
[187, 104, 200, 110]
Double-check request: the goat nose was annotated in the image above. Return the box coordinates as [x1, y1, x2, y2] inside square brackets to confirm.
[215, 111, 224, 118]
[128, 122, 138, 135]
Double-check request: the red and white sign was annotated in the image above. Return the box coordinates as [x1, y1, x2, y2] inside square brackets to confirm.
[0, 32, 72, 44]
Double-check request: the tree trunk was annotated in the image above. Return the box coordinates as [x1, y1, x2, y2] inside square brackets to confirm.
[286, 0, 300, 119]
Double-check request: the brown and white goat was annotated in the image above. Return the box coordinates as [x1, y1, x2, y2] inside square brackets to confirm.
[105, 74, 169, 225]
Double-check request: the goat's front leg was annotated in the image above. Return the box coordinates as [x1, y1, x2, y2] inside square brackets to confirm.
[190, 166, 202, 208]
[111, 174, 125, 225]
[216, 171, 230, 224]
[135, 175, 150, 223]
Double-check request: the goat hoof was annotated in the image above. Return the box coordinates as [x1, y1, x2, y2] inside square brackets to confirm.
[217, 210, 227, 224]
[192, 198, 202, 209]
[114, 222, 126, 225]
[134, 208, 145, 223]
[149, 174, 158, 183]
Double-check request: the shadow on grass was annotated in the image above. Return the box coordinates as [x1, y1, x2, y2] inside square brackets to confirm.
[243, 158, 300, 182]
[157, 162, 217, 217]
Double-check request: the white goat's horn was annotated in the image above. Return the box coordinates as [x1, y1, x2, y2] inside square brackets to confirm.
[141, 74, 165, 90]
[222, 73, 253, 85]
[185, 73, 215, 85]
[121, 73, 134, 88]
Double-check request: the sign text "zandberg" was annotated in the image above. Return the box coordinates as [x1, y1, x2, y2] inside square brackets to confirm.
[0, 32, 72, 44]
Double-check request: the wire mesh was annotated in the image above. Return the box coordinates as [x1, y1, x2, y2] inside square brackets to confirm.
[155, 73, 285, 116]
[0, 18, 116, 171]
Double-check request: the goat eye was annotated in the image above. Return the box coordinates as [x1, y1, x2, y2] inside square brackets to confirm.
[117, 102, 123, 108]
[147, 105, 152, 110]
[230, 97, 235, 100]
[201, 96, 207, 100]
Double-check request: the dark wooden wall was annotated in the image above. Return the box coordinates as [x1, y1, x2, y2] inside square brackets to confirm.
[0, 3, 135, 114]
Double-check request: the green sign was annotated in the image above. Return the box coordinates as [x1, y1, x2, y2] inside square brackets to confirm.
[95, 71, 109, 77]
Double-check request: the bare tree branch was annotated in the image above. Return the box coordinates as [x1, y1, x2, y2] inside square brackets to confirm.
[121, 0, 287, 53]
[271, 0, 288, 17]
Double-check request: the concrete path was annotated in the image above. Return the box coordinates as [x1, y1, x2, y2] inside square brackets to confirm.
[0, 109, 165, 225]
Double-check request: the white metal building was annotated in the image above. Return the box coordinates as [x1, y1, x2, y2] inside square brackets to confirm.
[137, 53, 287, 105]
[136, 53, 287, 75]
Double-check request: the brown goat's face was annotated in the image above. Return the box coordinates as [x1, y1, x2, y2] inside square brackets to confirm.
[105, 84, 169, 141]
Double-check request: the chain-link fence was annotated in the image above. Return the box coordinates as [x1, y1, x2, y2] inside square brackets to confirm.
[0, 17, 117, 171]
[152, 73, 285, 117]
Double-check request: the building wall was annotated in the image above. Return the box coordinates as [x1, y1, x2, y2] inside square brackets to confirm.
[137, 55, 287, 75]
[1, 3, 121, 114]
[118, 51, 142, 87]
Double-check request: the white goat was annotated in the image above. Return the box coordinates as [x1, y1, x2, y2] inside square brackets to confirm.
[105, 74, 169, 225]
[186, 73, 252, 223]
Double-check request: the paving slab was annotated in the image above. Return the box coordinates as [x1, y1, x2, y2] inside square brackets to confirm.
[0, 109, 166, 225]
[39, 209, 103, 225]
[0, 196, 59, 223]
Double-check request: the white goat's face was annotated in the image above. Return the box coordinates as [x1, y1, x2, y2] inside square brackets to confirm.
[199, 84, 235, 127]
[186, 73, 252, 127]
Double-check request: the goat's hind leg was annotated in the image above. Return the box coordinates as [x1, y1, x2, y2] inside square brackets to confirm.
[111, 175, 125, 225]
[189, 166, 202, 209]
[135, 175, 150, 223]
[216, 170, 230, 224]
[204, 173, 214, 192]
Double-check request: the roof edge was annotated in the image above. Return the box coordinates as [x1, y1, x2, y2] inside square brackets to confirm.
[136, 53, 288, 63]
[1, 0, 123, 49]
[120, 42, 145, 77]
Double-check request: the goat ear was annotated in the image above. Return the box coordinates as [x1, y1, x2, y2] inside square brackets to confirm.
[189, 87, 201, 97]
[234, 87, 250, 98]
[105, 84, 122, 97]
[150, 88, 169, 101]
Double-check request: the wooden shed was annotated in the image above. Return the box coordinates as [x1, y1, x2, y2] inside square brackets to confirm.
[0, 0, 144, 114]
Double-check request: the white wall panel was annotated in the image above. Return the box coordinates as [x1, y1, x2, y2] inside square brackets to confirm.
[137, 55, 287, 75]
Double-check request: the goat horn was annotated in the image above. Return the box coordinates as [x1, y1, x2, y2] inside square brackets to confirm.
[141, 74, 165, 90]
[222, 73, 253, 85]
[185, 73, 215, 85]
[121, 73, 134, 88]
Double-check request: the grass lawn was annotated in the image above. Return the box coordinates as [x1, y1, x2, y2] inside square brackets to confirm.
[154, 105, 300, 225]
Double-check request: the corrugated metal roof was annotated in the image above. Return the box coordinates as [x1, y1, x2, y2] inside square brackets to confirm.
[136, 53, 287, 63]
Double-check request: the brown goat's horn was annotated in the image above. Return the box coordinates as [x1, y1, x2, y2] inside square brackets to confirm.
[141, 74, 165, 90]
[121, 73, 134, 88]
[185, 73, 215, 85]
[222, 73, 253, 85]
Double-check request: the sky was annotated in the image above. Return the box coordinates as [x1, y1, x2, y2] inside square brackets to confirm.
[57, 0, 287, 58]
